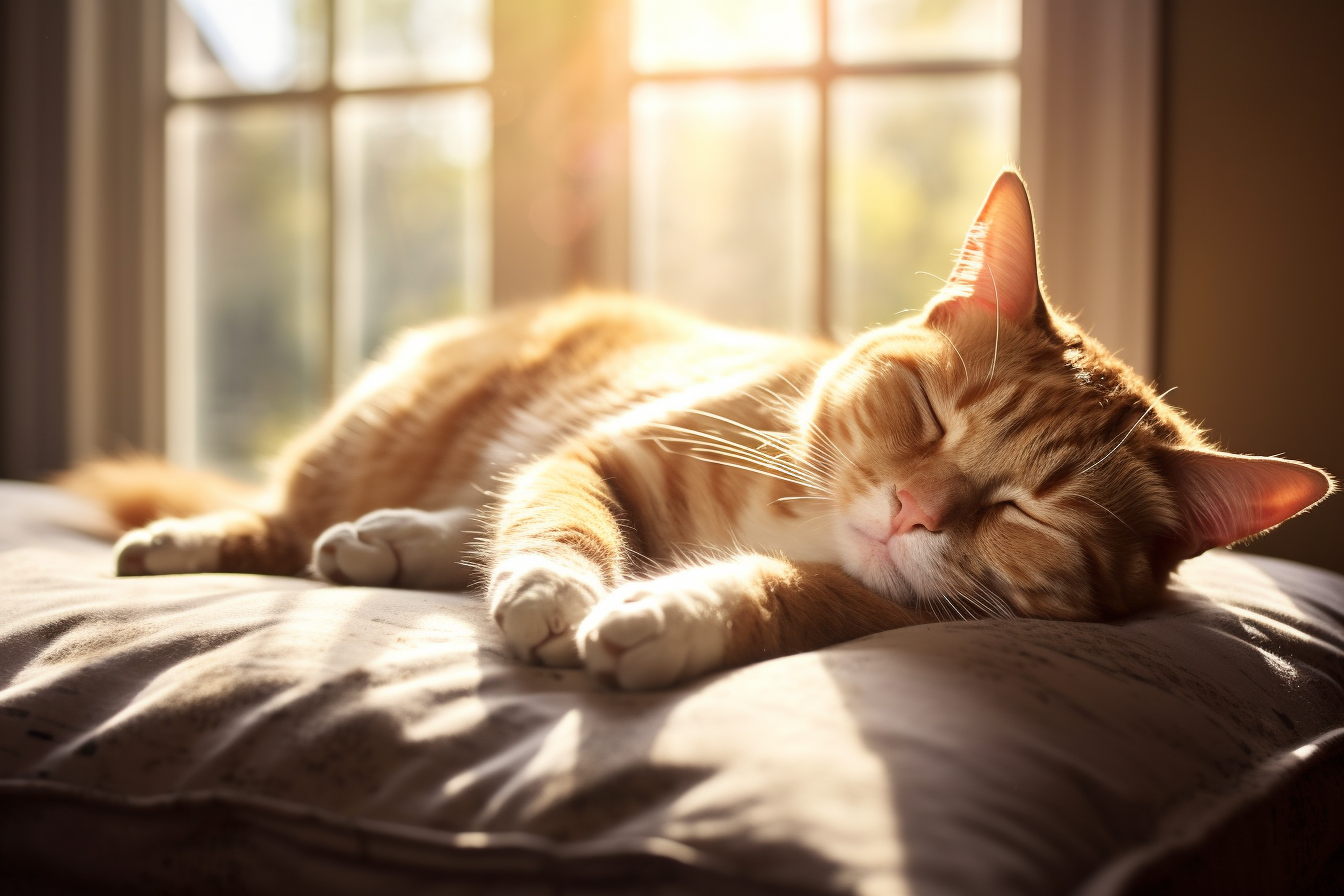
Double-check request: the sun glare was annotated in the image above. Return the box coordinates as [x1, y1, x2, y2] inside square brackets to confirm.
[631, 0, 819, 73]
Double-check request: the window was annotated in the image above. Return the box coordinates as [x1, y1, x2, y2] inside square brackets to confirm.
[63, 0, 1159, 475]
[165, 0, 491, 476]
[628, 0, 1019, 336]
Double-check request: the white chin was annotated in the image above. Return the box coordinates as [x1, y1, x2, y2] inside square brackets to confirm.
[835, 526, 942, 603]
[836, 542, 912, 603]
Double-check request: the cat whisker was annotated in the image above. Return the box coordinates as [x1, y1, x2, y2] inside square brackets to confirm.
[751, 386, 847, 479]
[650, 434, 828, 491]
[756, 385, 806, 421]
[652, 440, 824, 492]
[975, 581, 1016, 619]
[645, 420, 803, 467]
[757, 386, 808, 420]
[740, 434, 839, 482]
[681, 455, 822, 493]
[955, 592, 982, 621]
[801, 418, 857, 469]
[915, 595, 943, 622]
[986, 259, 1001, 383]
[942, 593, 971, 621]
[681, 443, 825, 487]
[959, 585, 1011, 621]
[643, 423, 804, 465]
[931, 328, 971, 381]
[801, 514, 844, 534]
[955, 588, 991, 619]
[682, 408, 796, 450]
[802, 437, 848, 472]
[1077, 387, 1177, 477]
[645, 423, 830, 490]
[772, 373, 815, 402]
[1064, 492, 1136, 534]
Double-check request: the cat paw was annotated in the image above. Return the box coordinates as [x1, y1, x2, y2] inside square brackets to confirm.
[114, 519, 223, 576]
[488, 555, 604, 668]
[313, 507, 474, 590]
[578, 569, 734, 690]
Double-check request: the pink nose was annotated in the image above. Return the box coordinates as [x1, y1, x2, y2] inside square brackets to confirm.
[890, 489, 941, 536]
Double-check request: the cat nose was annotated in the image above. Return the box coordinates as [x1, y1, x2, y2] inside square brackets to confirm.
[891, 489, 942, 536]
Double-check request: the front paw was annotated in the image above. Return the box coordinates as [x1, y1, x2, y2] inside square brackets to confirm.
[313, 507, 473, 589]
[488, 555, 604, 667]
[578, 569, 734, 691]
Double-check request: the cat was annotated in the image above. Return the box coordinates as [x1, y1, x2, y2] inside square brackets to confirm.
[62, 170, 1335, 691]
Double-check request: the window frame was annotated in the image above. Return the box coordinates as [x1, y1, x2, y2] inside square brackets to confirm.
[623, 0, 1022, 336]
[162, 0, 495, 468]
[63, 0, 1160, 466]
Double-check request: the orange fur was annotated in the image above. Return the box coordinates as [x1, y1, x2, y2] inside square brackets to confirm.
[54, 455, 257, 531]
[62, 170, 1336, 689]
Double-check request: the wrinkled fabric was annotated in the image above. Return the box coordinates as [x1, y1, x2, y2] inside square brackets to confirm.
[2, 482, 1344, 896]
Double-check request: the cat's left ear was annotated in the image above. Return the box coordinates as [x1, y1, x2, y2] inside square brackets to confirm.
[1163, 448, 1335, 559]
[931, 169, 1043, 327]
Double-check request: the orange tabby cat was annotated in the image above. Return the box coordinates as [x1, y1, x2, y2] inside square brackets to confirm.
[63, 171, 1334, 690]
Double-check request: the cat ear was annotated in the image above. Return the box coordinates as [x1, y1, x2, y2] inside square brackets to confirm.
[932, 169, 1043, 326]
[1163, 448, 1335, 559]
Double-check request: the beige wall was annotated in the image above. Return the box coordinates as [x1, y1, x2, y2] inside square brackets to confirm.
[1160, 1, 1344, 573]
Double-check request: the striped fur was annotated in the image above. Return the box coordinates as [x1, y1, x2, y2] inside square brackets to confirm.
[62, 171, 1334, 689]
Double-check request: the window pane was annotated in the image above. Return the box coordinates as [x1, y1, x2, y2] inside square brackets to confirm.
[631, 0, 819, 72]
[335, 0, 491, 88]
[632, 82, 817, 332]
[335, 92, 491, 384]
[168, 0, 326, 98]
[166, 105, 327, 477]
[830, 74, 1018, 336]
[830, 0, 1020, 64]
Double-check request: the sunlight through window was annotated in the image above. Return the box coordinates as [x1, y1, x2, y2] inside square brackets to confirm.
[631, 0, 819, 72]
[166, 0, 491, 476]
[163, 0, 1020, 475]
[629, 0, 1021, 338]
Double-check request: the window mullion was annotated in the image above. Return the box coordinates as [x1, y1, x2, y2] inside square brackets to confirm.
[817, 0, 832, 337]
[321, 0, 338, 404]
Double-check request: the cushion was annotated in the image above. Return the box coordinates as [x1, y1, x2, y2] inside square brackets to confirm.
[2, 480, 1344, 895]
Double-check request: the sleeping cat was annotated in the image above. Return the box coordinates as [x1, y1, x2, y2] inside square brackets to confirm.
[64, 170, 1334, 690]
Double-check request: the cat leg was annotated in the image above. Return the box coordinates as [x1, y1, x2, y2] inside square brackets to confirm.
[312, 507, 476, 591]
[579, 556, 936, 690]
[115, 510, 307, 577]
[486, 451, 631, 668]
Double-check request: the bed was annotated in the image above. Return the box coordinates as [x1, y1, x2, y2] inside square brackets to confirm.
[2, 479, 1343, 895]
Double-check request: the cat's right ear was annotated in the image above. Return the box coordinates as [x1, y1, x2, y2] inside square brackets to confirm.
[1162, 448, 1336, 559]
[929, 169, 1044, 328]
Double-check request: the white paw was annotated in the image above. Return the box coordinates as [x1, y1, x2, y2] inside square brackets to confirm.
[578, 568, 735, 691]
[488, 555, 605, 668]
[313, 507, 474, 590]
[114, 518, 223, 576]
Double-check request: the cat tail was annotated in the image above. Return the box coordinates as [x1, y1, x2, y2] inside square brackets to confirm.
[54, 455, 260, 532]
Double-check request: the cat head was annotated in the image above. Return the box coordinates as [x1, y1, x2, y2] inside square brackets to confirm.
[802, 169, 1334, 620]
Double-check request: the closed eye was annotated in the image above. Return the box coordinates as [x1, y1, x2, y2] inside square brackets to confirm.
[993, 499, 1050, 529]
[917, 384, 945, 438]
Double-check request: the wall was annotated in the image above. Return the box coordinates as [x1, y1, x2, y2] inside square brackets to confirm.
[0, 0, 71, 481]
[1161, 0, 1344, 573]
